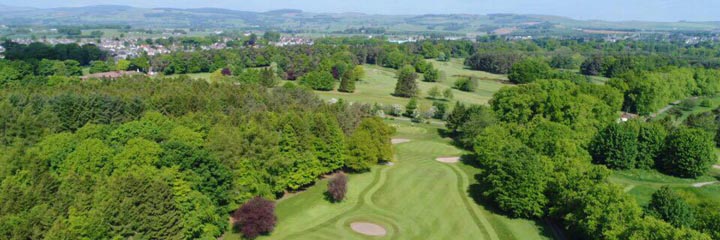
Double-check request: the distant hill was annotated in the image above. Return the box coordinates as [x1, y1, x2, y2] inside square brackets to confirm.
[0, 4, 717, 34]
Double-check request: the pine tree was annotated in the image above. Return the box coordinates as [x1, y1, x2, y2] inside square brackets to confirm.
[394, 65, 418, 97]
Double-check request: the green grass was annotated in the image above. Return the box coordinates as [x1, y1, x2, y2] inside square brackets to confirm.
[609, 169, 720, 206]
[310, 60, 510, 109]
[225, 120, 551, 240]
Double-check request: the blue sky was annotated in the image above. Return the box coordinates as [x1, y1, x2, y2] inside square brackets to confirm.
[1, 0, 718, 22]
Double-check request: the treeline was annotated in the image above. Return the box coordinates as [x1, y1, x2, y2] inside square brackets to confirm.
[0, 77, 394, 239]
[447, 79, 716, 239]
[1, 41, 106, 65]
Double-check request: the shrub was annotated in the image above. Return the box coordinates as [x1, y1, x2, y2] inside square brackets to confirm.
[233, 197, 277, 239]
[327, 173, 348, 202]
[454, 77, 478, 92]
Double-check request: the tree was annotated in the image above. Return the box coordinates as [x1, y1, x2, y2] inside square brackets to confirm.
[327, 173, 347, 202]
[423, 66, 440, 82]
[623, 216, 711, 240]
[508, 58, 552, 84]
[443, 88, 454, 100]
[646, 186, 694, 228]
[475, 126, 552, 218]
[636, 123, 667, 169]
[116, 59, 131, 71]
[454, 77, 478, 92]
[660, 128, 715, 178]
[589, 122, 639, 170]
[233, 197, 276, 239]
[581, 55, 604, 76]
[404, 98, 418, 118]
[394, 65, 419, 97]
[339, 66, 362, 93]
[89, 61, 113, 74]
[432, 101, 448, 119]
[564, 184, 642, 239]
[427, 86, 441, 99]
[300, 71, 335, 91]
[464, 52, 522, 74]
[550, 53, 576, 69]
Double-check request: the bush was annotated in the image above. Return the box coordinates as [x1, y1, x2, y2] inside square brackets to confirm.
[454, 77, 478, 92]
[327, 173, 348, 202]
[233, 197, 277, 239]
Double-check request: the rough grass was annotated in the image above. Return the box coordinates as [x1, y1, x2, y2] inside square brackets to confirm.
[224, 120, 552, 240]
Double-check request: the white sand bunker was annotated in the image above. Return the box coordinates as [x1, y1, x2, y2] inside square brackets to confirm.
[692, 181, 718, 188]
[436, 156, 460, 163]
[713, 165, 720, 169]
[391, 138, 410, 144]
[350, 222, 387, 236]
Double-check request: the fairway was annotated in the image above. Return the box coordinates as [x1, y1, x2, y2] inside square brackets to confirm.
[235, 120, 552, 240]
[313, 61, 511, 108]
[609, 169, 720, 206]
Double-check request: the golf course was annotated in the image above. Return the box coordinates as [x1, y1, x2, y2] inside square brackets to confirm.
[233, 120, 552, 240]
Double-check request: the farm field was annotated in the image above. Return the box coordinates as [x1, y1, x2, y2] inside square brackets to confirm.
[223, 120, 552, 240]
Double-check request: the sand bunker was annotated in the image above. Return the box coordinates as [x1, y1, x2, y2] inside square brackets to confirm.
[436, 157, 460, 163]
[692, 181, 718, 188]
[350, 222, 387, 236]
[391, 138, 410, 144]
[713, 165, 720, 170]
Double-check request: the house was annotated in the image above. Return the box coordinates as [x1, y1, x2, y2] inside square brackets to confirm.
[619, 112, 639, 122]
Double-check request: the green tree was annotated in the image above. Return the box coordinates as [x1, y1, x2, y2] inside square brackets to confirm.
[660, 128, 715, 178]
[394, 65, 419, 97]
[423, 66, 440, 82]
[427, 86, 441, 99]
[508, 58, 552, 84]
[646, 186, 694, 228]
[443, 88, 454, 100]
[589, 122, 639, 170]
[404, 98, 418, 118]
[453, 77, 478, 92]
[300, 71, 335, 91]
[636, 122, 667, 169]
[475, 129, 553, 218]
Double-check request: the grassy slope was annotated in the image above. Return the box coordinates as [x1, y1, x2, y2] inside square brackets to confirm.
[609, 169, 720, 206]
[224, 121, 551, 240]
[312, 59, 510, 108]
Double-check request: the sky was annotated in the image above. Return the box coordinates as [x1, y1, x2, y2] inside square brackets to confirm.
[1, 0, 718, 22]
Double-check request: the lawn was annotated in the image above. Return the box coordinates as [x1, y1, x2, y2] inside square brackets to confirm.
[311, 61, 511, 109]
[225, 120, 552, 240]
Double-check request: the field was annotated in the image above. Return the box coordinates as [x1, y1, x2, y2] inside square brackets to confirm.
[313, 59, 510, 108]
[224, 120, 552, 240]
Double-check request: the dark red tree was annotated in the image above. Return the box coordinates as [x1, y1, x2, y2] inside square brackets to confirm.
[327, 173, 347, 202]
[232, 197, 277, 239]
[221, 68, 232, 76]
